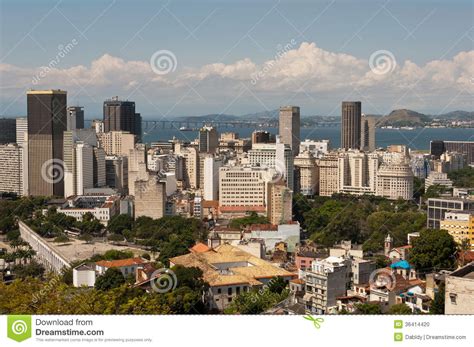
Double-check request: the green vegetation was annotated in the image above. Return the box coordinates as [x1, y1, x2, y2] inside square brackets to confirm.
[409, 229, 457, 272]
[354, 303, 382, 314]
[298, 194, 424, 251]
[448, 166, 474, 188]
[0, 266, 209, 314]
[388, 304, 413, 314]
[430, 282, 445, 314]
[95, 268, 126, 291]
[228, 211, 269, 229]
[11, 261, 45, 280]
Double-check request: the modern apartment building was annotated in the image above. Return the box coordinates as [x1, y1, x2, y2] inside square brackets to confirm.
[375, 159, 413, 200]
[267, 180, 293, 225]
[318, 153, 339, 197]
[0, 143, 24, 195]
[99, 131, 135, 156]
[294, 150, 318, 196]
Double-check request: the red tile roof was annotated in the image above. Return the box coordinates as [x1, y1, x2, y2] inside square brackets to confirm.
[96, 257, 144, 268]
[190, 242, 211, 253]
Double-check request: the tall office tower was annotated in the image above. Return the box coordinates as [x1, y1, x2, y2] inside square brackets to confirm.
[318, 153, 339, 196]
[128, 144, 148, 196]
[134, 175, 166, 219]
[341, 101, 362, 150]
[74, 143, 94, 195]
[27, 89, 67, 197]
[93, 147, 106, 187]
[0, 118, 16, 144]
[175, 144, 199, 189]
[279, 106, 300, 156]
[294, 150, 318, 196]
[63, 129, 101, 197]
[199, 126, 218, 153]
[106, 155, 128, 192]
[360, 114, 376, 151]
[0, 144, 24, 195]
[375, 158, 413, 200]
[98, 131, 136, 156]
[103, 97, 142, 141]
[16, 117, 28, 146]
[203, 156, 222, 201]
[267, 180, 293, 225]
[67, 106, 85, 130]
[252, 130, 273, 145]
[248, 138, 294, 190]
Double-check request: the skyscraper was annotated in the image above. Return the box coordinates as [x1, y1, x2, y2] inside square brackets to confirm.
[360, 114, 376, 151]
[279, 106, 300, 156]
[103, 97, 142, 142]
[27, 89, 67, 197]
[198, 126, 218, 153]
[341, 101, 361, 150]
[67, 106, 85, 130]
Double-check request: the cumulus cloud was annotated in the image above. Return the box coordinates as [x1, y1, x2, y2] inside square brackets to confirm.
[1, 42, 472, 114]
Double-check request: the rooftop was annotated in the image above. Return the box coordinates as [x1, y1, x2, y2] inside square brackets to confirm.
[170, 244, 295, 287]
[95, 257, 145, 268]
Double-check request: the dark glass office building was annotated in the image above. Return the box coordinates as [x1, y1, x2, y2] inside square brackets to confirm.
[27, 90, 67, 197]
[430, 140, 474, 165]
[103, 98, 142, 141]
[341, 101, 361, 150]
[0, 118, 16, 144]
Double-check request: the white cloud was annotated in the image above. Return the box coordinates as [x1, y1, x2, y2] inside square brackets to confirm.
[1, 42, 472, 115]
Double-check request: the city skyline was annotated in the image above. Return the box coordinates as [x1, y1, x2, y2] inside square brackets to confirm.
[0, 0, 473, 117]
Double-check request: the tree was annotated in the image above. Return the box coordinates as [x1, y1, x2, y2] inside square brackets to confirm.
[430, 282, 445, 314]
[224, 288, 289, 314]
[267, 276, 287, 294]
[12, 261, 45, 279]
[409, 229, 458, 271]
[229, 212, 269, 229]
[354, 303, 382, 314]
[448, 167, 474, 188]
[94, 268, 126, 291]
[389, 303, 412, 314]
[108, 214, 133, 235]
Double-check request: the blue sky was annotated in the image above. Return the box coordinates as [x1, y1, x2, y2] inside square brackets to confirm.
[1, 0, 473, 118]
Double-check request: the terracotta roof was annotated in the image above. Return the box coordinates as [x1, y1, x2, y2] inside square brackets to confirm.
[290, 278, 304, 284]
[190, 242, 211, 253]
[202, 200, 219, 208]
[96, 257, 144, 268]
[170, 244, 295, 287]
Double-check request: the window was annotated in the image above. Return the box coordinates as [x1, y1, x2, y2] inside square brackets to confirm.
[228, 297, 232, 303]
[228, 287, 232, 295]
[449, 293, 457, 304]
[236, 287, 240, 295]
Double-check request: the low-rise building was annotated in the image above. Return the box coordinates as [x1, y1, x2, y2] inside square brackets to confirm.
[445, 262, 474, 314]
[440, 211, 474, 249]
[95, 257, 145, 277]
[57, 194, 121, 225]
[243, 223, 300, 253]
[170, 244, 296, 311]
[303, 256, 349, 314]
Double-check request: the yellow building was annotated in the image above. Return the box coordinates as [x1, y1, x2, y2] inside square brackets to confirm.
[440, 211, 474, 249]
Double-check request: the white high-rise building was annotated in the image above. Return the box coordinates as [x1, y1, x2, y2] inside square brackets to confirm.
[299, 139, 330, 158]
[219, 165, 276, 214]
[376, 158, 414, 200]
[15, 117, 28, 147]
[248, 137, 294, 190]
[0, 144, 24, 196]
[75, 143, 94, 195]
[175, 144, 199, 189]
[203, 156, 222, 201]
[294, 150, 318, 195]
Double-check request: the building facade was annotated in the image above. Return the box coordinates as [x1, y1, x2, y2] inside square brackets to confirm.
[279, 106, 300, 156]
[341, 101, 361, 150]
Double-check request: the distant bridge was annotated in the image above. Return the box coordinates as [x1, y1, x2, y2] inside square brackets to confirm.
[85, 119, 340, 131]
